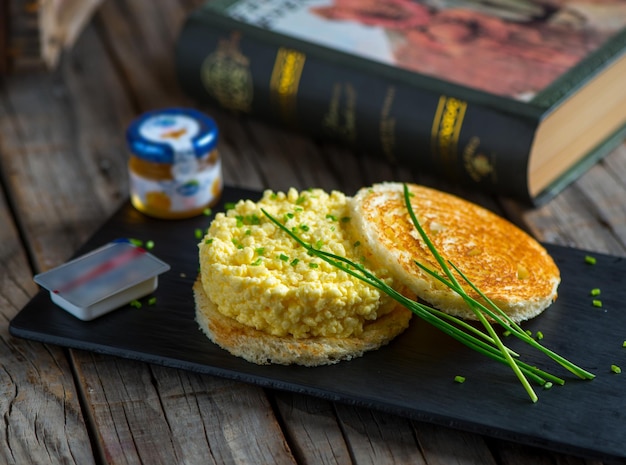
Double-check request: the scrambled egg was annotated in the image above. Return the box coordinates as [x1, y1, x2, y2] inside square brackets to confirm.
[198, 188, 399, 338]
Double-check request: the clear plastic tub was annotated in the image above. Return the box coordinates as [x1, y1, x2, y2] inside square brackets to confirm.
[34, 240, 170, 321]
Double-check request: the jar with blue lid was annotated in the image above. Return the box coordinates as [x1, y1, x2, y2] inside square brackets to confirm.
[126, 107, 223, 219]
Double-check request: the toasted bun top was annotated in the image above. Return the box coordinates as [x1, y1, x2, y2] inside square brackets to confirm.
[349, 183, 560, 322]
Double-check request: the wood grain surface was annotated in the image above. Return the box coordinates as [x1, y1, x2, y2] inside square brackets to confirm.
[1, 1, 624, 464]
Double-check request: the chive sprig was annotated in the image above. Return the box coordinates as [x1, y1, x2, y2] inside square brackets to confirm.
[261, 184, 594, 402]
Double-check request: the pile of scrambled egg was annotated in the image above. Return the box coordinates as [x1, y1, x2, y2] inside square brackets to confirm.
[198, 188, 399, 339]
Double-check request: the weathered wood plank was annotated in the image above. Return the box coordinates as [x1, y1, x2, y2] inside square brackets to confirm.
[72, 353, 297, 465]
[150, 366, 296, 465]
[273, 393, 353, 465]
[334, 404, 428, 465]
[0, 180, 94, 463]
[413, 423, 498, 465]
[93, 0, 205, 110]
[0, 71, 128, 269]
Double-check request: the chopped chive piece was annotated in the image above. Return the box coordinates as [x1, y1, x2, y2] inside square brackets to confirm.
[592, 299, 603, 308]
[145, 240, 155, 250]
[326, 214, 337, 221]
[341, 216, 351, 223]
[148, 297, 157, 306]
[255, 247, 265, 255]
[129, 238, 143, 247]
[224, 202, 236, 210]
[454, 375, 466, 383]
[290, 258, 300, 266]
[195, 228, 204, 239]
[279, 253, 289, 261]
[300, 224, 310, 232]
[251, 258, 263, 266]
[502, 330, 511, 337]
[536, 331, 544, 340]
[590, 288, 601, 296]
[203, 208, 212, 216]
[611, 365, 621, 374]
[236, 214, 261, 226]
[585, 255, 597, 265]
[315, 240, 324, 249]
[308, 262, 318, 268]
[543, 382, 553, 390]
[204, 238, 213, 245]
[130, 300, 142, 309]
[622, 341, 626, 348]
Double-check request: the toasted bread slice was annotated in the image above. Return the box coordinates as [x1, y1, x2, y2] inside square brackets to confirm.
[193, 278, 412, 366]
[349, 183, 560, 322]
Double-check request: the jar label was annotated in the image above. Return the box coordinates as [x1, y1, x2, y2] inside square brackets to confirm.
[139, 114, 200, 144]
[139, 114, 202, 182]
[130, 160, 222, 214]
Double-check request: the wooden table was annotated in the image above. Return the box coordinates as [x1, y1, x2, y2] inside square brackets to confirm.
[1, 2, 625, 464]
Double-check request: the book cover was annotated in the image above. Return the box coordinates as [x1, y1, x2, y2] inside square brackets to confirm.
[175, 0, 626, 203]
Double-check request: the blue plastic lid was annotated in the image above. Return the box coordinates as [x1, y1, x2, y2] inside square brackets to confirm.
[126, 107, 218, 163]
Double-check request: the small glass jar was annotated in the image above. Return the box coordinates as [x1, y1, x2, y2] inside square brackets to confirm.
[126, 108, 223, 219]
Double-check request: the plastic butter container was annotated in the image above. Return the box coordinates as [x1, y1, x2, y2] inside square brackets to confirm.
[34, 240, 170, 321]
[126, 107, 223, 219]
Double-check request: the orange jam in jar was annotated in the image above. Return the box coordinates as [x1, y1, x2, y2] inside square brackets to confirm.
[126, 108, 222, 219]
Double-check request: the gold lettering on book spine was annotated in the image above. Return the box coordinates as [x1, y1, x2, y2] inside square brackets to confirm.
[270, 48, 305, 125]
[463, 136, 496, 183]
[431, 96, 467, 176]
[380, 86, 397, 164]
[322, 82, 357, 143]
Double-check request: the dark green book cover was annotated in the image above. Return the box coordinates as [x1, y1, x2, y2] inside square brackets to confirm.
[175, 0, 626, 204]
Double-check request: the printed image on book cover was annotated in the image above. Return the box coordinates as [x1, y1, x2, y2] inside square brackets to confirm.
[226, 0, 626, 101]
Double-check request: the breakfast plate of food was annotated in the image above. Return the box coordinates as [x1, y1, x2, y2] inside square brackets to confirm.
[10, 183, 626, 461]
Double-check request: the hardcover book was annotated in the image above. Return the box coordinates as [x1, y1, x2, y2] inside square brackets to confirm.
[175, 0, 626, 204]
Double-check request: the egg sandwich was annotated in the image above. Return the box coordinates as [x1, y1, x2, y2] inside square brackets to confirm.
[194, 188, 413, 366]
[194, 183, 560, 366]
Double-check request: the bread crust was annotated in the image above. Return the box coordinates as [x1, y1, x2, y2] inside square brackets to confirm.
[349, 183, 560, 323]
[194, 278, 412, 366]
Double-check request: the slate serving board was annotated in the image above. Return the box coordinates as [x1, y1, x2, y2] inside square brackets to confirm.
[10, 186, 626, 462]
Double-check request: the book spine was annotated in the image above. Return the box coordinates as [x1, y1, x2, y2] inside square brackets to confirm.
[175, 11, 541, 202]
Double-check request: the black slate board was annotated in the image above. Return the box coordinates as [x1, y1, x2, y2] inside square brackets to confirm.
[10, 186, 626, 462]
